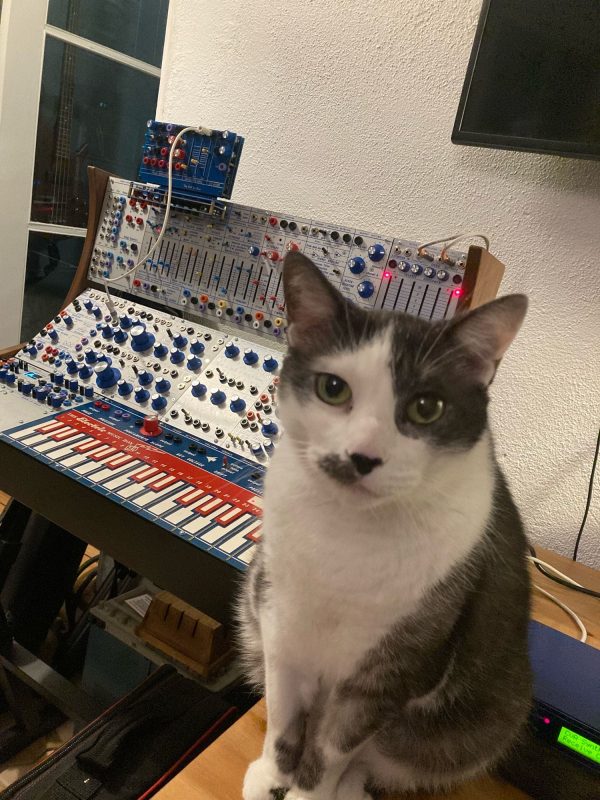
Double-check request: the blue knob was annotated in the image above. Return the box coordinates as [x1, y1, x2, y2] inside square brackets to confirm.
[251, 441, 264, 456]
[248, 245, 260, 257]
[189, 339, 205, 355]
[113, 327, 128, 344]
[102, 324, 114, 339]
[230, 396, 246, 413]
[22, 382, 33, 396]
[210, 389, 226, 405]
[170, 348, 185, 364]
[137, 370, 153, 386]
[49, 392, 64, 408]
[187, 355, 202, 370]
[48, 329, 59, 341]
[243, 349, 259, 366]
[155, 377, 171, 393]
[399, 260, 411, 272]
[68, 379, 79, 392]
[261, 420, 279, 436]
[92, 305, 102, 319]
[262, 437, 274, 453]
[27, 345, 38, 357]
[349, 257, 365, 274]
[119, 314, 133, 329]
[118, 380, 133, 396]
[0, 368, 8, 381]
[66, 359, 79, 375]
[54, 372, 64, 385]
[78, 364, 93, 379]
[367, 243, 386, 262]
[63, 315, 73, 327]
[84, 299, 93, 311]
[357, 280, 374, 299]
[225, 341, 240, 358]
[263, 354, 279, 372]
[130, 323, 155, 352]
[134, 386, 150, 403]
[151, 394, 167, 411]
[173, 333, 188, 349]
[5, 372, 16, 386]
[95, 358, 121, 389]
[153, 343, 168, 358]
[37, 387, 51, 402]
[84, 385, 94, 398]
[191, 381, 207, 398]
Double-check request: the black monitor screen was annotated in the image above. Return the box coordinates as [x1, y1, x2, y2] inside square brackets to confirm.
[453, 0, 600, 159]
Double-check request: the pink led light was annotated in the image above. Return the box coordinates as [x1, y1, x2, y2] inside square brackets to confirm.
[543, 717, 551, 725]
[454, 288, 463, 297]
[383, 271, 392, 279]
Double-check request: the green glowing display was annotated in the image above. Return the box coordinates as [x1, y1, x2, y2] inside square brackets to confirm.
[557, 726, 600, 765]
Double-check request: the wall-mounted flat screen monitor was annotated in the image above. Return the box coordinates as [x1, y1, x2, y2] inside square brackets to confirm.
[452, 0, 600, 160]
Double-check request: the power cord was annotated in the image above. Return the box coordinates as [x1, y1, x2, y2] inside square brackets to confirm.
[417, 232, 490, 259]
[572, 427, 600, 562]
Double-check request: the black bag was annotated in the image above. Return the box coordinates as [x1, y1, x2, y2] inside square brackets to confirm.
[0, 666, 236, 799]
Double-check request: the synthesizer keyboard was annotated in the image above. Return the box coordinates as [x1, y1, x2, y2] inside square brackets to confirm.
[1, 398, 262, 571]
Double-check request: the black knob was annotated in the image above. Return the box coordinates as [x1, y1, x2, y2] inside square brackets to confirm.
[280, 220, 288, 228]
[288, 221, 297, 231]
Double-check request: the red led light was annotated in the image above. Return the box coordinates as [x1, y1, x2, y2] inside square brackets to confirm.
[383, 271, 392, 279]
[454, 288, 463, 297]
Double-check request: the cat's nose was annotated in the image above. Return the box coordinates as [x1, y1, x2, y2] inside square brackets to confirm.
[350, 452, 383, 476]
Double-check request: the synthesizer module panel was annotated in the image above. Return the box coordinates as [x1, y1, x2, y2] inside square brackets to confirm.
[90, 178, 469, 341]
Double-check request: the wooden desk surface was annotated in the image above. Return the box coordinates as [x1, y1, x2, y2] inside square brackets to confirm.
[156, 548, 600, 800]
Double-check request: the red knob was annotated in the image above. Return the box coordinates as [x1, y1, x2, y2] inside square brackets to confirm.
[140, 415, 162, 437]
[133, 279, 141, 287]
[158, 159, 166, 169]
[136, 217, 144, 226]
[160, 147, 168, 156]
[286, 241, 300, 252]
[143, 156, 150, 165]
[150, 158, 157, 166]
[125, 214, 133, 223]
[267, 252, 280, 262]
[129, 199, 137, 207]
[268, 217, 278, 226]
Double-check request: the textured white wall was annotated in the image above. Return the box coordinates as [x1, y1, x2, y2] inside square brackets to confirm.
[158, 0, 600, 564]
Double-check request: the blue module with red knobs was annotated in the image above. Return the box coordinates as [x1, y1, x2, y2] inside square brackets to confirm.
[139, 120, 244, 205]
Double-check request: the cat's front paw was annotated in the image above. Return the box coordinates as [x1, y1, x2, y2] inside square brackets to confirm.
[243, 757, 291, 800]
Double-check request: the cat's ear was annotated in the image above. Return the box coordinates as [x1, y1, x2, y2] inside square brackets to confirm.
[283, 251, 345, 348]
[450, 294, 528, 385]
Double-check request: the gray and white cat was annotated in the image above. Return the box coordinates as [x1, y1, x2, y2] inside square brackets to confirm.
[238, 251, 532, 800]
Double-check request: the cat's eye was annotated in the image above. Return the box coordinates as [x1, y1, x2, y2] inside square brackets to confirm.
[406, 395, 445, 425]
[315, 373, 352, 406]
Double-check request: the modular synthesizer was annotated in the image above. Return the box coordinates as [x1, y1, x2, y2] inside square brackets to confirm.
[0, 122, 501, 586]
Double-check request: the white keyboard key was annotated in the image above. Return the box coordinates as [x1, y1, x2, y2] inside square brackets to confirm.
[147, 486, 195, 516]
[74, 447, 118, 475]
[53, 427, 81, 442]
[101, 462, 143, 490]
[238, 547, 257, 564]
[60, 442, 105, 468]
[12, 421, 65, 442]
[89, 460, 145, 484]
[220, 522, 261, 554]
[34, 432, 84, 454]
[133, 481, 185, 508]
[163, 506, 196, 526]
[118, 471, 167, 499]
[52, 437, 95, 461]
[241, 518, 263, 542]
[185, 504, 233, 537]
